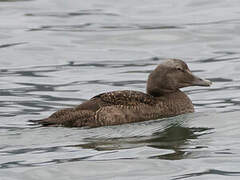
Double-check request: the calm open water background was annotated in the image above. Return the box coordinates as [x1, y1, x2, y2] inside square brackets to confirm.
[1, 0, 240, 179]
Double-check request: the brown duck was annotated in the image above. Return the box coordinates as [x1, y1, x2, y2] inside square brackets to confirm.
[33, 59, 212, 128]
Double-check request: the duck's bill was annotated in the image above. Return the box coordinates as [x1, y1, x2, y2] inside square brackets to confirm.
[191, 75, 212, 86]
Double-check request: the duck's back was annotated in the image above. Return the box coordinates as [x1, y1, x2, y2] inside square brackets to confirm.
[76, 90, 156, 110]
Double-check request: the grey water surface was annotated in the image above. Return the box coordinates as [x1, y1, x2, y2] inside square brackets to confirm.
[1, 0, 240, 179]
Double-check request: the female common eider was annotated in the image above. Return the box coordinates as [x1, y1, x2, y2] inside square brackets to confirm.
[33, 59, 212, 127]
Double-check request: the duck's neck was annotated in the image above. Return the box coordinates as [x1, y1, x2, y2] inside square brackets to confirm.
[147, 89, 181, 97]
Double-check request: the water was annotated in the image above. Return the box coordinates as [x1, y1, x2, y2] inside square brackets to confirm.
[1, 0, 240, 179]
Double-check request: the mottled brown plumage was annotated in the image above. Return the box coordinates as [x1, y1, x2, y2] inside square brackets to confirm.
[32, 59, 211, 128]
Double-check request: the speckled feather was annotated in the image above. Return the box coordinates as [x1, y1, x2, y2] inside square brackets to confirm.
[92, 90, 156, 106]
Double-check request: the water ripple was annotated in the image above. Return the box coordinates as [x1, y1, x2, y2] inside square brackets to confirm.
[173, 169, 240, 180]
[28, 23, 181, 32]
[0, 42, 27, 49]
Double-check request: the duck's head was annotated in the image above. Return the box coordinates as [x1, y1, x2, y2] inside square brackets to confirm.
[146, 59, 212, 96]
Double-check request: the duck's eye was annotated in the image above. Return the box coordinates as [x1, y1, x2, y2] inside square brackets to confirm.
[176, 67, 184, 72]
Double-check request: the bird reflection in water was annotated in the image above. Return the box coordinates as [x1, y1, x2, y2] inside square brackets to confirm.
[73, 118, 213, 160]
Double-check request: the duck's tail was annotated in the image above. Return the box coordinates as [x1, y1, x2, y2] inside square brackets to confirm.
[28, 118, 56, 126]
[29, 110, 96, 127]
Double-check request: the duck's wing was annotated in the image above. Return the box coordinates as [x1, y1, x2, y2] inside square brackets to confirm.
[87, 103, 165, 127]
[75, 90, 156, 112]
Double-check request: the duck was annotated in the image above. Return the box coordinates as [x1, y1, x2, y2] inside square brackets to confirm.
[32, 59, 212, 128]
